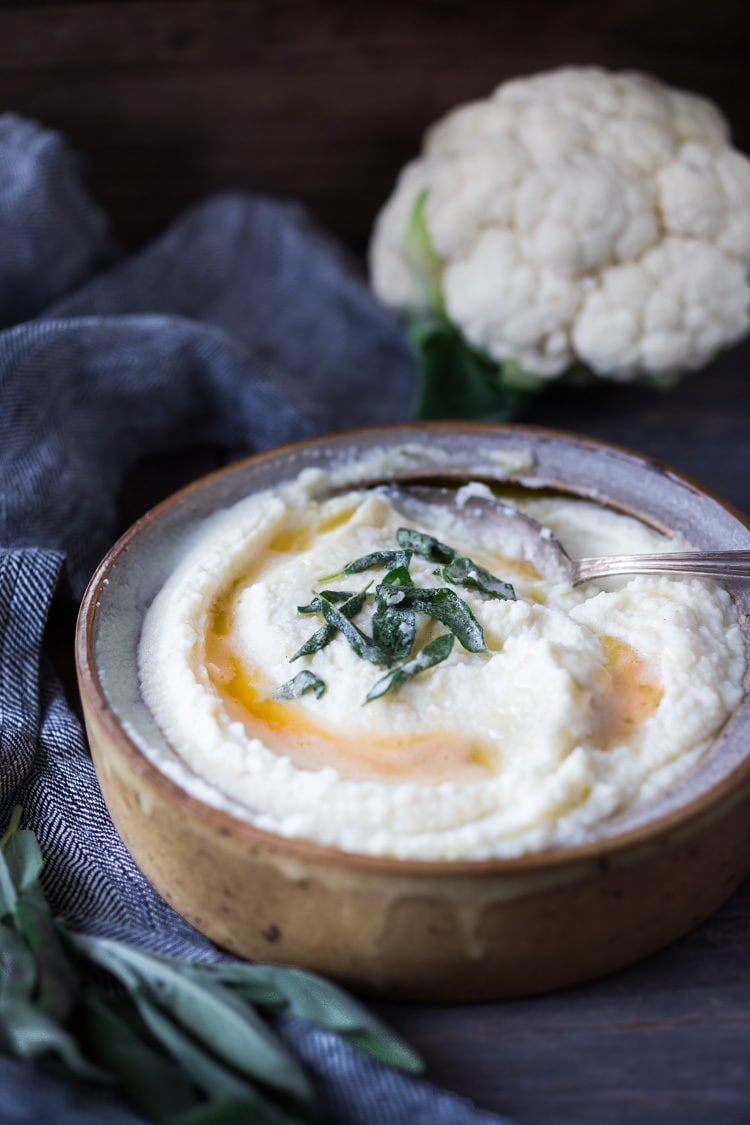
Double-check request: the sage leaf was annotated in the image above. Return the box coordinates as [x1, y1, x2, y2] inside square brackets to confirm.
[0, 992, 105, 1078]
[174, 1095, 303, 1125]
[77, 991, 198, 1122]
[0, 808, 40, 918]
[343, 1027, 426, 1073]
[3, 828, 43, 895]
[395, 528, 512, 603]
[0, 927, 104, 1079]
[291, 587, 369, 661]
[297, 591, 351, 614]
[0, 920, 36, 1006]
[0, 810, 23, 913]
[0, 812, 424, 1125]
[397, 527, 515, 601]
[342, 549, 412, 575]
[366, 634, 455, 702]
[318, 595, 385, 664]
[380, 565, 414, 588]
[273, 671, 326, 701]
[14, 897, 78, 1023]
[376, 585, 486, 653]
[0, 857, 18, 925]
[131, 993, 287, 1115]
[1, 811, 77, 1024]
[289, 623, 335, 661]
[0, 859, 16, 922]
[440, 556, 516, 602]
[69, 935, 315, 1106]
[0, 805, 22, 850]
[395, 527, 455, 564]
[372, 566, 416, 666]
[372, 607, 415, 666]
[194, 976, 285, 1011]
[202, 964, 423, 1075]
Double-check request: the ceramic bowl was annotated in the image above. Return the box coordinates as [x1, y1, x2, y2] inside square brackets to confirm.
[75, 423, 750, 1001]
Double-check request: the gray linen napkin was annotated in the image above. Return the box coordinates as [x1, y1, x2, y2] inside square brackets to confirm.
[0, 114, 512, 1125]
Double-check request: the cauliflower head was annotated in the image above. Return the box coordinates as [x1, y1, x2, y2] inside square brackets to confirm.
[370, 67, 750, 385]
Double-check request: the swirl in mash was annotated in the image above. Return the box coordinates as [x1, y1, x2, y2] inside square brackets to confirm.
[138, 470, 745, 859]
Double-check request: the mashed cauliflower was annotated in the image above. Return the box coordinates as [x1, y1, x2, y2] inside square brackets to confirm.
[138, 469, 745, 860]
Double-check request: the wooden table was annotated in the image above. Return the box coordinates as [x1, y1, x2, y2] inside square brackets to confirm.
[5, 3, 750, 1120]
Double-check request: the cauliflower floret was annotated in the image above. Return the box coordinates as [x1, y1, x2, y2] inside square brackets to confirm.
[574, 237, 749, 378]
[369, 66, 750, 382]
[442, 229, 579, 376]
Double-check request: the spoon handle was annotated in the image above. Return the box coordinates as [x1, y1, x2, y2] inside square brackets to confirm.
[573, 550, 750, 584]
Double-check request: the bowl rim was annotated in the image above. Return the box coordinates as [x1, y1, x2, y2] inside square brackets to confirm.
[75, 420, 750, 878]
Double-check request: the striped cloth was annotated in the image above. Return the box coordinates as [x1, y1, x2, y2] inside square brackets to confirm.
[0, 114, 512, 1125]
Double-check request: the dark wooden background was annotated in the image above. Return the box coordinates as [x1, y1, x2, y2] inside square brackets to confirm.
[4, 2, 750, 1122]
[2, 0, 750, 252]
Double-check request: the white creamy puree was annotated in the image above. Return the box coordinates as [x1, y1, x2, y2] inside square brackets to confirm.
[138, 469, 745, 860]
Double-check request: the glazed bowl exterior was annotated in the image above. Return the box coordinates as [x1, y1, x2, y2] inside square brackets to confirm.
[76, 423, 750, 1001]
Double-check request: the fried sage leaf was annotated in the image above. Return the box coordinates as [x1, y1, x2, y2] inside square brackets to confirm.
[396, 527, 515, 602]
[372, 566, 416, 665]
[440, 556, 516, 601]
[297, 591, 351, 614]
[291, 587, 369, 661]
[376, 584, 486, 653]
[318, 594, 385, 664]
[366, 633, 455, 702]
[395, 527, 455, 564]
[343, 548, 412, 575]
[273, 671, 326, 701]
[290, 622, 336, 661]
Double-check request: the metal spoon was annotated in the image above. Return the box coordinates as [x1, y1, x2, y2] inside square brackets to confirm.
[381, 484, 750, 587]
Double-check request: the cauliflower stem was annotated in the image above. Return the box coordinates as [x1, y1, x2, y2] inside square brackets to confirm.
[409, 311, 538, 420]
[405, 188, 542, 419]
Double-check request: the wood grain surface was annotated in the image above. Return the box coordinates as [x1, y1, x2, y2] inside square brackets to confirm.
[1, 0, 749, 250]
[377, 878, 750, 1124]
[4, 2, 750, 1121]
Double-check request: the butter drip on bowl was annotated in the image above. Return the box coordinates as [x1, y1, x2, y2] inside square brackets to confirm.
[138, 470, 745, 860]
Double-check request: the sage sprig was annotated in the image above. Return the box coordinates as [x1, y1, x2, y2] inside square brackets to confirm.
[0, 809, 423, 1125]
